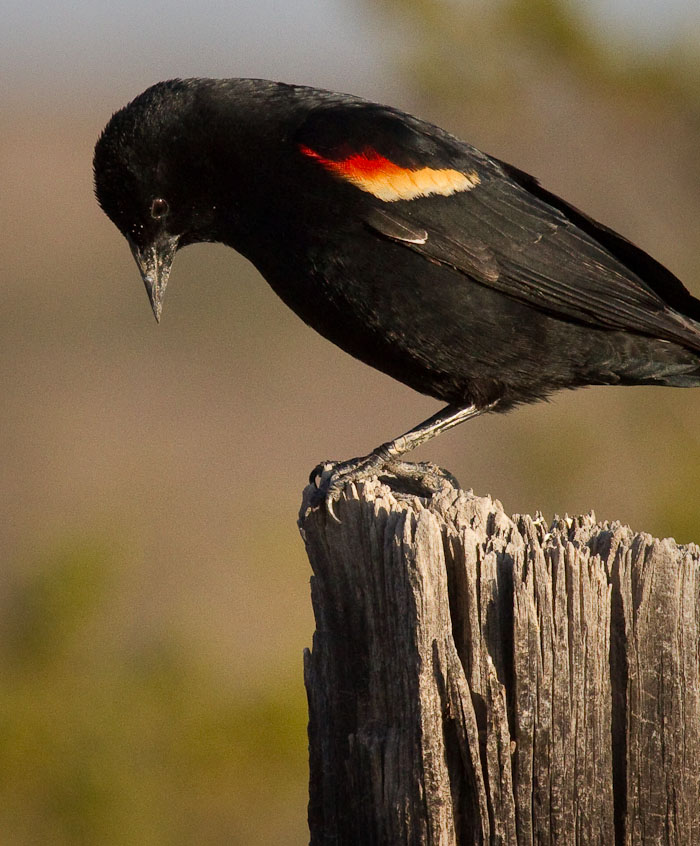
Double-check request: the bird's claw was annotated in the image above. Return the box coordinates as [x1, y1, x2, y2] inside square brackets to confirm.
[308, 462, 345, 521]
[309, 455, 385, 522]
[309, 461, 333, 487]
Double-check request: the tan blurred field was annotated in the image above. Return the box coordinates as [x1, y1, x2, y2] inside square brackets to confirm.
[2, 2, 700, 841]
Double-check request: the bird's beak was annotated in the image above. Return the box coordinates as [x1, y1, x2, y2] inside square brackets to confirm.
[128, 234, 180, 323]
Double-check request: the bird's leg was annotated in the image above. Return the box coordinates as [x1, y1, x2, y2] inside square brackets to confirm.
[311, 402, 493, 518]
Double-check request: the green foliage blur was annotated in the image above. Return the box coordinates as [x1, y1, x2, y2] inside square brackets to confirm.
[0, 543, 307, 844]
[369, 0, 700, 113]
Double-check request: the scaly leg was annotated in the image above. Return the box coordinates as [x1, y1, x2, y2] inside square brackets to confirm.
[311, 402, 494, 519]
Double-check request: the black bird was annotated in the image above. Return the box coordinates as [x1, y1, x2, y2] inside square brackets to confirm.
[94, 78, 700, 512]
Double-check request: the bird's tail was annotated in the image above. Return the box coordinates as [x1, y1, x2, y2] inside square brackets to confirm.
[605, 332, 700, 388]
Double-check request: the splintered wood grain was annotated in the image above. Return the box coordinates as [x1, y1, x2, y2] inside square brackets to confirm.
[300, 478, 700, 845]
[615, 537, 700, 846]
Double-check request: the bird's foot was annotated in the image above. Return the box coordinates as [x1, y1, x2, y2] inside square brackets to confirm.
[309, 455, 460, 522]
[380, 460, 461, 493]
[309, 454, 386, 520]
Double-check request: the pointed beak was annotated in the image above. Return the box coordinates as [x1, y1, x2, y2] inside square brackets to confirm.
[128, 234, 180, 323]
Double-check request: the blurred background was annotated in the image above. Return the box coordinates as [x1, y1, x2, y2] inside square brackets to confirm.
[2, 0, 700, 841]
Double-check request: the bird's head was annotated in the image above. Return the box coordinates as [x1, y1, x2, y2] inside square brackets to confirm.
[95, 77, 371, 321]
[94, 80, 226, 322]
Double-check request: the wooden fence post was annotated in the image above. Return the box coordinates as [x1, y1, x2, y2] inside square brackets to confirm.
[299, 476, 700, 845]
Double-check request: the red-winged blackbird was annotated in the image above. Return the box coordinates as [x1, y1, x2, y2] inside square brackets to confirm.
[94, 78, 700, 511]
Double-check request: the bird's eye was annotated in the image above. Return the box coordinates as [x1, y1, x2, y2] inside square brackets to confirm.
[150, 197, 169, 219]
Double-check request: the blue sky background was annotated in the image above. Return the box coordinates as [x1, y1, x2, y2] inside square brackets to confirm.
[3, 0, 699, 110]
[3, 0, 394, 107]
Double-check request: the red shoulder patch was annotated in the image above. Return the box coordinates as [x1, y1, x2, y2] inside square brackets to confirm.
[299, 145, 480, 202]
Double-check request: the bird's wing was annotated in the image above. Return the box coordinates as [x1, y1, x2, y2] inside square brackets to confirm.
[296, 101, 700, 348]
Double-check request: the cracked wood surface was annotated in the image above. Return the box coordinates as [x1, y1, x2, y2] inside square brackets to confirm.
[300, 477, 700, 845]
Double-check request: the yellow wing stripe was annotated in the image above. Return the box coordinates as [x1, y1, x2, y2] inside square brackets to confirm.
[300, 145, 480, 202]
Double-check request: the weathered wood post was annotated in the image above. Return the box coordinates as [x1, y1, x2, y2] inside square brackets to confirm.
[300, 476, 700, 845]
